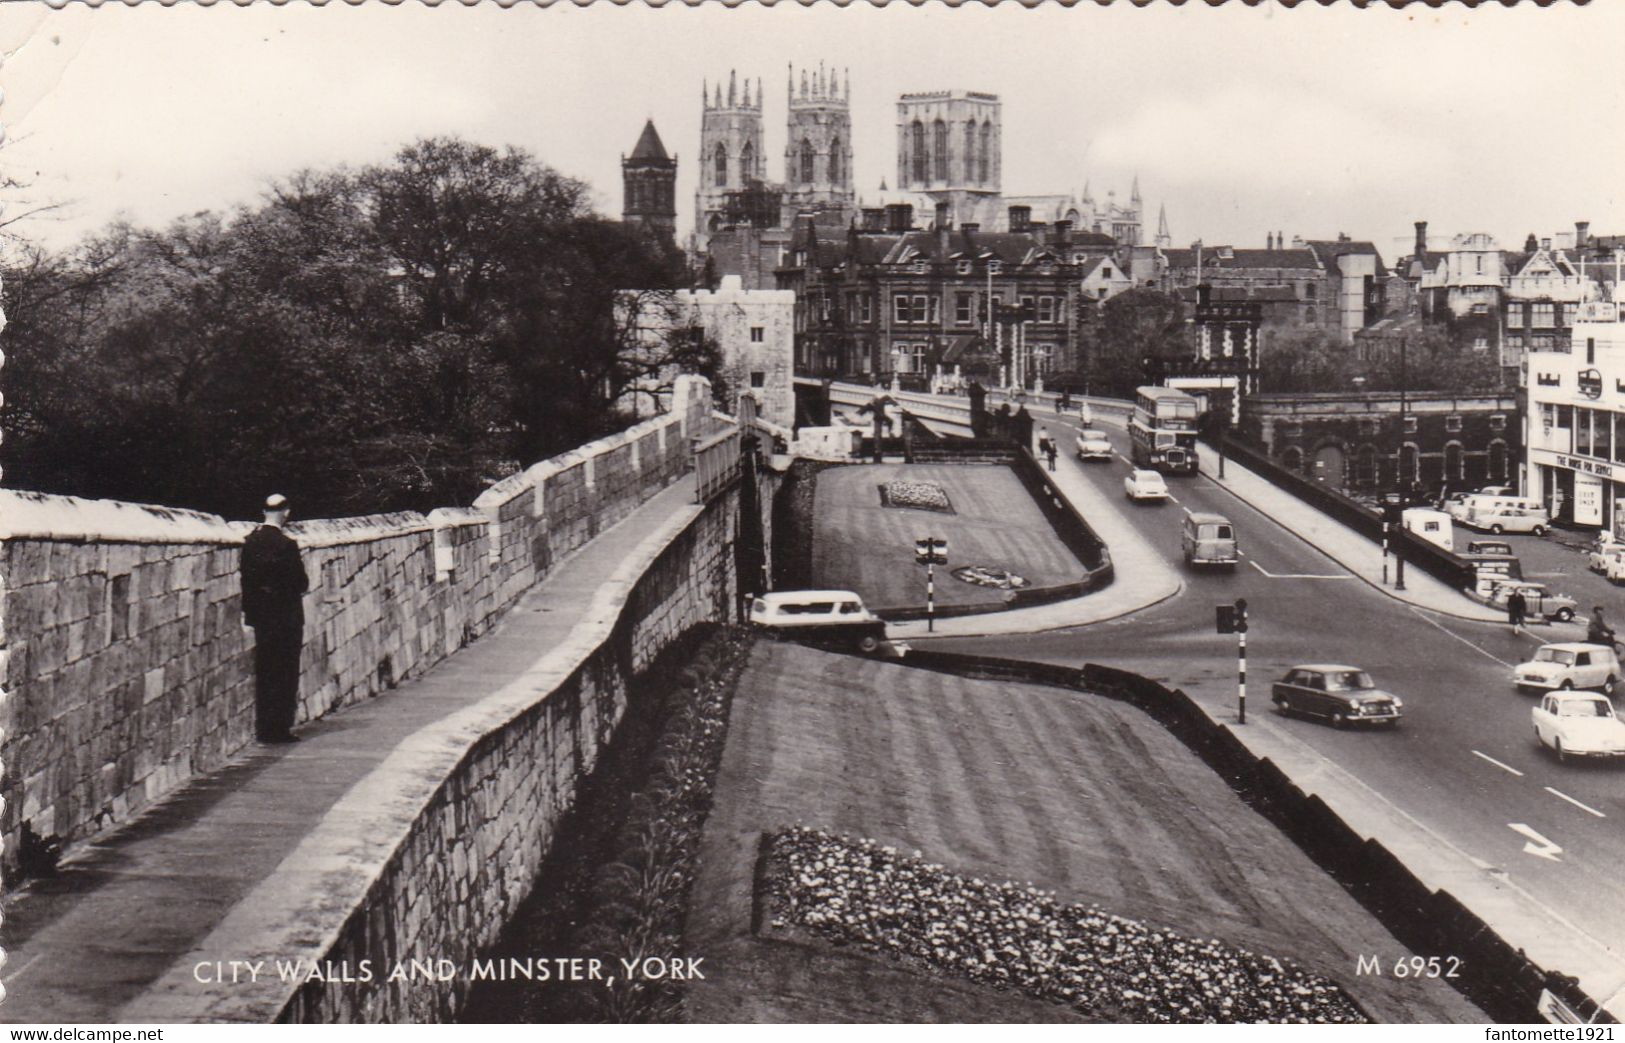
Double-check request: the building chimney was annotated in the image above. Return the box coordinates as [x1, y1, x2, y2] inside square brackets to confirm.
[961, 222, 980, 236]
[1414, 221, 1428, 258]
[1577, 221, 1591, 249]
[935, 201, 951, 252]
[886, 203, 913, 233]
[1542, 237, 1552, 252]
[1052, 219, 1072, 247]
[1009, 205, 1031, 232]
[861, 207, 885, 232]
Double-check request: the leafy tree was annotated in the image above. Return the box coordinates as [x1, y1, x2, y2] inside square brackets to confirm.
[1258, 326, 1355, 393]
[1080, 288, 1193, 396]
[1, 137, 704, 519]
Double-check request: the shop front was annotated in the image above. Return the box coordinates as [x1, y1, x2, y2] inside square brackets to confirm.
[1529, 447, 1625, 535]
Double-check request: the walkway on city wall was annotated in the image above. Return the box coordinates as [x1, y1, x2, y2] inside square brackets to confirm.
[0, 477, 703, 1024]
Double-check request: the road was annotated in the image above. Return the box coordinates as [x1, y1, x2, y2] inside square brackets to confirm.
[931, 415, 1625, 971]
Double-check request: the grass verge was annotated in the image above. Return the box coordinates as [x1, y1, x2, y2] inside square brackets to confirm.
[460, 624, 754, 1023]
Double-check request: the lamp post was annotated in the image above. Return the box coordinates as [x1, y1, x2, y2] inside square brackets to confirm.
[1394, 335, 1409, 592]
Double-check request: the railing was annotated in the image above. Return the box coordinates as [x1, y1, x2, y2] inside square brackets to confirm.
[693, 427, 742, 504]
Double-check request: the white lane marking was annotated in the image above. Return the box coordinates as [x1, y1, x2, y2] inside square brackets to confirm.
[1166, 491, 1181, 506]
[1247, 559, 1351, 581]
[1473, 750, 1525, 777]
[7, 951, 43, 981]
[1407, 606, 1515, 668]
[1508, 822, 1564, 861]
[1545, 786, 1607, 819]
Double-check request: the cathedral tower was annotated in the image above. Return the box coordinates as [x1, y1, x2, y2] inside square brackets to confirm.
[622, 119, 677, 242]
[781, 62, 855, 226]
[694, 70, 765, 254]
[895, 90, 1001, 227]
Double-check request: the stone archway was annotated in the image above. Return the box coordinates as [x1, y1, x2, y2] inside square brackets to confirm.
[1311, 443, 1347, 490]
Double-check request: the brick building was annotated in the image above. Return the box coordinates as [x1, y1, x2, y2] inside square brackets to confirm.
[1241, 391, 1519, 495]
[777, 205, 1110, 384]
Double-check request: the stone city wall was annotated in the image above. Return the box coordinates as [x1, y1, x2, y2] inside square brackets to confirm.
[0, 377, 720, 872]
[280, 488, 751, 1023]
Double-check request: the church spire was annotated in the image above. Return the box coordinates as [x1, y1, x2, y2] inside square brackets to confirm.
[728, 70, 736, 107]
[1131, 174, 1142, 206]
[1156, 204, 1171, 248]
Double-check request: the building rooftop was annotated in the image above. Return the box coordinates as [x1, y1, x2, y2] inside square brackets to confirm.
[628, 119, 670, 163]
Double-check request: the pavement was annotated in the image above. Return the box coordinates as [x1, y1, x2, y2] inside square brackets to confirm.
[0, 476, 705, 1024]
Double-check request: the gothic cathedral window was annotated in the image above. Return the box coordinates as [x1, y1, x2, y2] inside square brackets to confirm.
[911, 121, 927, 184]
[741, 141, 755, 181]
[933, 120, 948, 182]
[714, 143, 728, 187]
[978, 122, 992, 185]
[829, 138, 841, 185]
[965, 120, 977, 184]
[801, 138, 815, 185]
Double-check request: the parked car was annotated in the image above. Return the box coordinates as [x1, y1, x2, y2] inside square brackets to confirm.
[748, 590, 906, 656]
[1486, 579, 1577, 622]
[1124, 469, 1169, 502]
[1182, 511, 1239, 568]
[1514, 642, 1621, 694]
[1468, 539, 1516, 558]
[1462, 496, 1550, 535]
[1075, 428, 1113, 461]
[1443, 492, 1476, 522]
[1271, 664, 1403, 727]
[1479, 485, 1515, 497]
[1532, 690, 1625, 761]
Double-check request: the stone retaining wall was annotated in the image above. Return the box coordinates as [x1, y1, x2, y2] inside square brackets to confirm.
[0, 377, 718, 873]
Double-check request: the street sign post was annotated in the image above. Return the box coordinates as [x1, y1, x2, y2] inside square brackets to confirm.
[1216, 598, 1249, 723]
[915, 537, 949, 632]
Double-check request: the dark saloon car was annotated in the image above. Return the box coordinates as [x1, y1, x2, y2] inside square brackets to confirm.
[1271, 664, 1403, 727]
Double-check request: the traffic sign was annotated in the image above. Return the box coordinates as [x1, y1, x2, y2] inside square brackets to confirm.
[915, 537, 948, 566]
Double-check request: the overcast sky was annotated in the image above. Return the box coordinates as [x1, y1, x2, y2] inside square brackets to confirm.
[4, 2, 1622, 261]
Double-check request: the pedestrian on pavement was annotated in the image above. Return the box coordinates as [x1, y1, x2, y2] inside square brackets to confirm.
[1506, 588, 1527, 632]
[1587, 606, 1618, 651]
[240, 493, 310, 743]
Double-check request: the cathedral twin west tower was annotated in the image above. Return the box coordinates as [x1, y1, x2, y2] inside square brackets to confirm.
[621, 66, 1147, 258]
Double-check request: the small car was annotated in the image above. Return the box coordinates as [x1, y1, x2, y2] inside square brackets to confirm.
[1532, 690, 1625, 761]
[1514, 642, 1621, 694]
[748, 590, 906, 656]
[1075, 428, 1113, 461]
[1124, 469, 1169, 502]
[1487, 580, 1577, 622]
[1479, 485, 1515, 497]
[1271, 665, 1403, 727]
[1468, 539, 1516, 558]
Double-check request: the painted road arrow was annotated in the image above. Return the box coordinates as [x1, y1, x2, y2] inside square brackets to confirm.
[1509, 823, 1563, 862]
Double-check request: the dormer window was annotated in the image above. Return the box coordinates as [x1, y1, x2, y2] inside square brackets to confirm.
[987, 260, 1003, 275]
[912, 260, 928, 275]
[957, 260, 973, 275]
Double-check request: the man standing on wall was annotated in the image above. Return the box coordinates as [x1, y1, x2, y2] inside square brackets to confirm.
[240, 493, 310, 743]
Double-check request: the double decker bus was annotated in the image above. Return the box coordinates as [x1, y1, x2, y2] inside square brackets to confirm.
[1128, 386, 1200, 475]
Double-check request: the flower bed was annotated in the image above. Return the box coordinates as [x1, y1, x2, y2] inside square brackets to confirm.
[762, 826, 1367, 1024]
[877, 479, 954, 513]
[951, 565, 1030, 590]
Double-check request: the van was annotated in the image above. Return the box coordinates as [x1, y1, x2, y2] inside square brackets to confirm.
[1402, 508, 1454, 552]
[1463, 496, 1549, 535]
[1182, 511, 1239, 568]
[748, 590, 902, 655]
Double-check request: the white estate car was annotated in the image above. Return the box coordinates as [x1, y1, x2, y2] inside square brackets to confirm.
[1075, 428, 1113, 461]
[1124, 469, 1170, 502]
[1514, 643, 1622, 694]
[1533, 690, 1625, 761]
